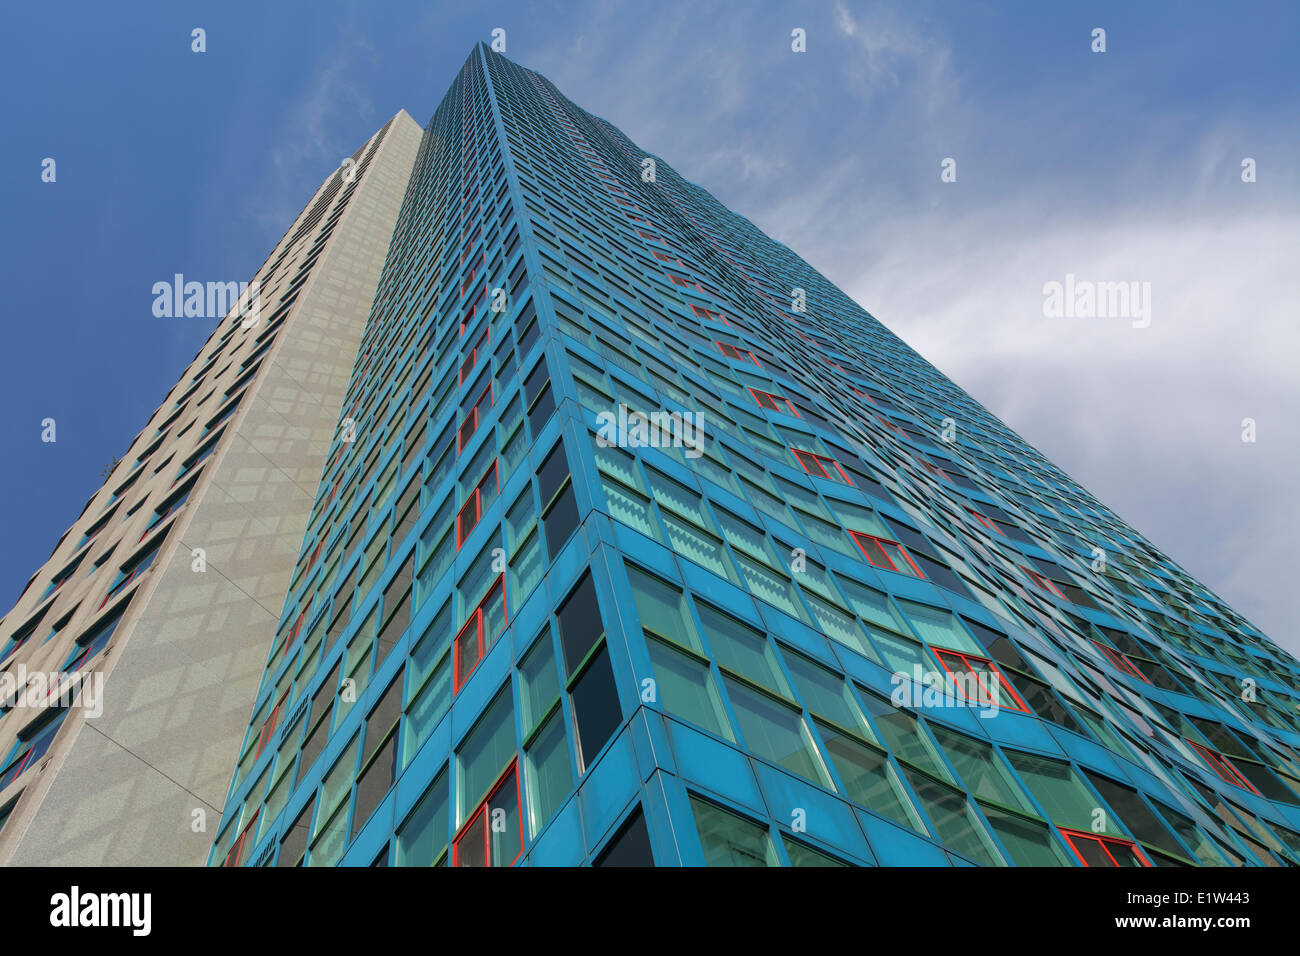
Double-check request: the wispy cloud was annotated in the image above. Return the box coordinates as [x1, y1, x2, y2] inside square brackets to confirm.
[255, 32, 378, 231]
[832, 0, 954, 112]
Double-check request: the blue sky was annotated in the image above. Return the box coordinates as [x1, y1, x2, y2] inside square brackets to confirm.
[1, 0, 1296, 651]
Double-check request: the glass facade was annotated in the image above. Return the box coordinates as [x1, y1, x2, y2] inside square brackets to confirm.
[210, 45, 1300, 868]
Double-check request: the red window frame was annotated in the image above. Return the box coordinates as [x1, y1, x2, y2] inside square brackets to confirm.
[281, 608, 307, 661]
[874, 414, 905, 436]
[97, 569, 139, 611]
[932, 647, 1030, 712]
[254, 688, 291, 759]
[456, 495, 480, 550]
[304, 537, 325, 575]
[792, 449, 852, 484]
[460, 284, 487, 335]
[456, 461, 499, 549]
[1058, 828, 1151, 868]
[1186, 740, 1262, 795]
[690, 304, 729, 326]
[748, 387, 798, 416]
[0, 710, 66, 784]
[61, 646, 93, 679]
[918, 459, 953, 484]
[223, 809, 261, 868]
[716, 341, 760, 366]
[1091, 640, 1152, 684]
[459, 383, 494, 452]
[459, 328, 488, 386]
[47, 566, 77, 597]
[453, 575, 507, 693]
[459, 224, 482, 265]
[1, 629, 33, 663]
[1022, 567, 1068, 601]
[460, 252, 485, 297]
[849, 532, 924, 578]
[452, 761, 524, 867]
[965, 508, 1004, 536]
[1, 747, 37, 788]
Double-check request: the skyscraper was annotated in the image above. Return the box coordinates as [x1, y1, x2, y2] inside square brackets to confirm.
[4, 44, 1298, 869]
[0, 110, 423, 865]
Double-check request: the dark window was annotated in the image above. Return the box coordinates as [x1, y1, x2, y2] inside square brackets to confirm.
[992, 520, 1033, 544]
[527, 382, 555, 434]
[0, 708, 70, 789]
[519, 316, 540, 354]
[1083, 772, 1188, 861]
[570, 644, 622, 772]
[792, 449, 849, 484]
[1015, 675, 1085, 733]
[557, 573, 602, 676]
[593, 806, 655, 866]
[61, 605, 127, 672]
[910, 553, 969, 596]
[962, 619, 1031, 673]
[308, 662, 340, 731]
[300, 713, 331, 776]
[783, 836, 849, 866]
[749, 388, 794, 415]
[352, 733, 397, 840]
[543, 484, 580, 556]
[378, 556, 414, 661]
[1227, 758, 1299, 804]
[537, 442, 569, 507]
[277, 798, 315, 867]
[1, 609, 48, 663]
[842, 459, 887, 496]
[1054, 579, 1099, 609]
[524, 360, 549, 406]
[364, 676, 403, 760]
[882, 517, 933, 556]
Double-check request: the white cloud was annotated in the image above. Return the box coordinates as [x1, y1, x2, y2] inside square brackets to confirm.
[833, 207, 1300, 652]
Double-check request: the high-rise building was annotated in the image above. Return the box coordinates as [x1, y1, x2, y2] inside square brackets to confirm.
[4, 45, 1299, 869]
[0, 110, 423, 865]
